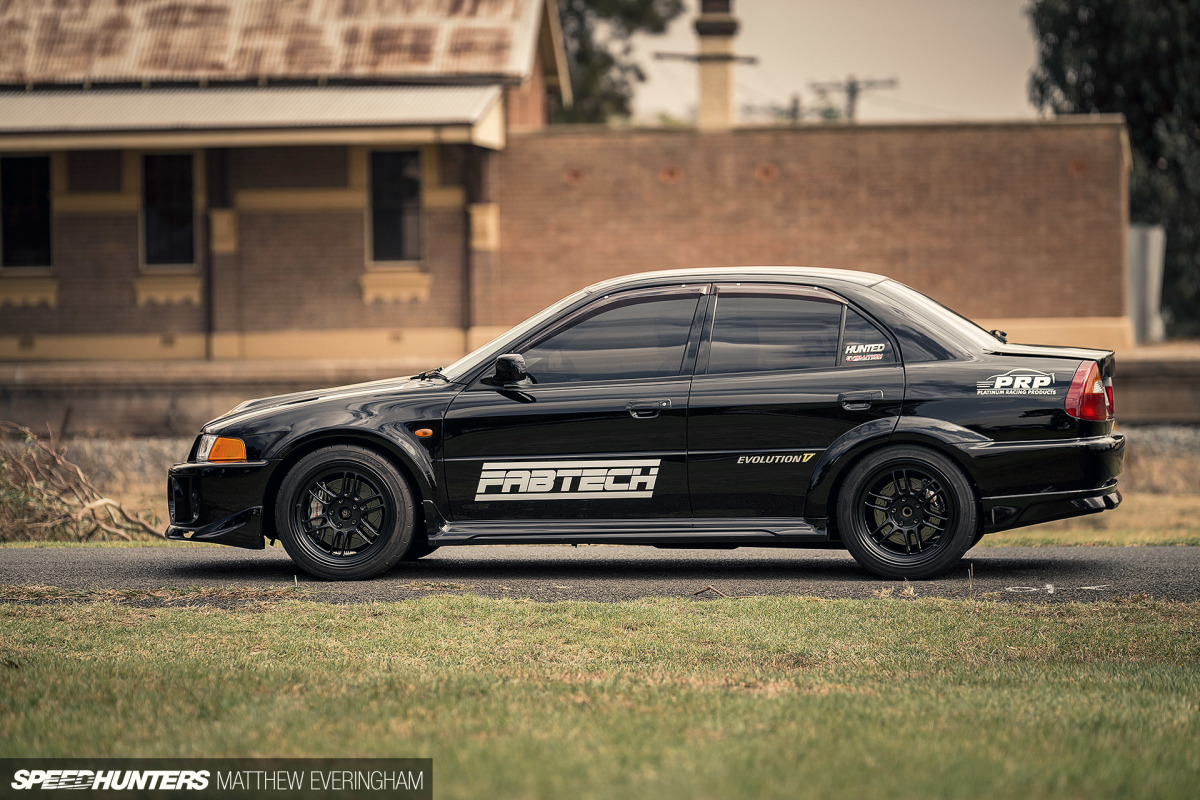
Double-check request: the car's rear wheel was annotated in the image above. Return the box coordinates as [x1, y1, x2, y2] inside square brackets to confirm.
[276, 445, 414, 580]
[836, 446, 978, 580]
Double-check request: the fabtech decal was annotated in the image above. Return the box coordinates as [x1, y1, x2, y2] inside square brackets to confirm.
[476, 460, 660, 501]
[977, 368, 1057, 395]
[844, 343, 886, 362]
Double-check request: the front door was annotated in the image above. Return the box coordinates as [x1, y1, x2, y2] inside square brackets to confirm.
[687, 283, 905, 518]
[442, 285, 708, 521]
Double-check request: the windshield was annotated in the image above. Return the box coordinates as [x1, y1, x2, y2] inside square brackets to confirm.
[873, 279, 1001, 353]
[438, 289, 592, 383]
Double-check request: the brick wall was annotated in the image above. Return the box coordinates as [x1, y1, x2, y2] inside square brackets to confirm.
[482, 121, 1129, 327]
[2, 120, 1129, 359]
[225, 207, 464, 334]
[230, 146, 347, 190]
[1, 212, 205, 337]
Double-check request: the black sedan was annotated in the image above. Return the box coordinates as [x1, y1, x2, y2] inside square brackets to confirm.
[167, 268, 1124, 580]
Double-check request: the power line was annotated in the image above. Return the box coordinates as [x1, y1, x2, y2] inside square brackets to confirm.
[808, 75, 899, 121]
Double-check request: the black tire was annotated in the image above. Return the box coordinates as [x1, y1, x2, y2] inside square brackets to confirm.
[836, 446, 978, 580]
[275, 445, 415, 580]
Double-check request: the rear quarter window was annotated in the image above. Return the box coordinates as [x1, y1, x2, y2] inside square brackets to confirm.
[841, 309, 896, 365]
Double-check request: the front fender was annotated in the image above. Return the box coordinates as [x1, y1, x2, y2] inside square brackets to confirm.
[270, 424, 438, 502]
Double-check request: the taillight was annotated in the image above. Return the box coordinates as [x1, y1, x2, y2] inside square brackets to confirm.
[1065, 361, 1113, 421]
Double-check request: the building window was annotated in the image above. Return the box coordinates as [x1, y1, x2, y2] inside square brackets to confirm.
[370, 151, 421, 262]
[143, 153, 195, 265]
[1, 156, 52, 268]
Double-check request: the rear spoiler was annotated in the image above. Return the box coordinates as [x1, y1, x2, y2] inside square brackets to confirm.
[986, 342, 1115, 379]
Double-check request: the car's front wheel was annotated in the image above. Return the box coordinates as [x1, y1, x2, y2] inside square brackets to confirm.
[836, 446, 978, 580]
[276, 445, 414, 580]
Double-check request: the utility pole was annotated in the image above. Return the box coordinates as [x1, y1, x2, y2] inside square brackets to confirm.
[808, 75, 899, 121]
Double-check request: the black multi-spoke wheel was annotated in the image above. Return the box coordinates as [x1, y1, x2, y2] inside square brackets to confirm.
[837, 446, 978, 579]
[276, 445, 414, 580]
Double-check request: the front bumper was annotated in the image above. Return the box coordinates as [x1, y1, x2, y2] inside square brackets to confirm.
[165, 460, 276, 549]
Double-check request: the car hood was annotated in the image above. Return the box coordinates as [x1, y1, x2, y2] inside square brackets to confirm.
[204, 375, 448, 430]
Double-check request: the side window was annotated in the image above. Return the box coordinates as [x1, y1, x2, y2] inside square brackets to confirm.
[521, 293, 700, 383]
[708, 294, 842, 374]
[143, 153, 195, 265]
[1, 156, 52, 268]
[841, 308, 896, 365]
[370, 151, 421, 262]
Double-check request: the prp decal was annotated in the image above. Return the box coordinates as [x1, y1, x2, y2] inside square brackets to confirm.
[976, 368, 1057, 396]
[476, 459, 660, 501]
[844, 343, 886, 362]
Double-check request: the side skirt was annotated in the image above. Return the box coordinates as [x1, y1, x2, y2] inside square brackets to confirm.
[429, 517, 830, 547]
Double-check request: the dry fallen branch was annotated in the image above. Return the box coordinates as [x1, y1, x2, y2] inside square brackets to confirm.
[0, 422, 162, 542]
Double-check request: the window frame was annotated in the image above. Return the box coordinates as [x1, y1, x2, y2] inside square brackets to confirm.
[0, 154, 54, 272]
[469, 284, 711, 389]
[697, 283, 901, 376]
[138, 149, 203, 274]
[366, 148, 423, 268]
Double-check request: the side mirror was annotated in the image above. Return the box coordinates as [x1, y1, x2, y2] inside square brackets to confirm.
[493, 353, 529, 386]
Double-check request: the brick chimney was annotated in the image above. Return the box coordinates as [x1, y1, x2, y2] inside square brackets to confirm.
[695, 0, 740, 130]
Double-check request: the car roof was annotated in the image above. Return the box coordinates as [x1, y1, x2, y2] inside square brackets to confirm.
[582, 267, 889, 295]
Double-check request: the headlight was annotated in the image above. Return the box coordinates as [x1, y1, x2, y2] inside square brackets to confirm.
[196, 434, 248, 463]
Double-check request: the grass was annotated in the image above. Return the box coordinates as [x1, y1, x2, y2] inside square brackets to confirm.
[980, 494, 1200, 547]
[0, 539, 194, 549]
[1, 594, 1198, 799]
[0, 584, 309, 603]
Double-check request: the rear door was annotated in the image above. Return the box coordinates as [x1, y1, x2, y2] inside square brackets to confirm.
[442, 284, 709, 521]
[687, 283, 905, 518]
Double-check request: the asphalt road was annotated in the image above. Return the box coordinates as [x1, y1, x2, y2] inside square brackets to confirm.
[1, 543, 1197, 603]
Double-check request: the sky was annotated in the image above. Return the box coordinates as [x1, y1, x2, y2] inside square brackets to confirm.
[628, 0, 1042, 124]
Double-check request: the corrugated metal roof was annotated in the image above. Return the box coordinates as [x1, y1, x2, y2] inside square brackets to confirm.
[0, 85, 502, 132]
[0, 0, 544, 85]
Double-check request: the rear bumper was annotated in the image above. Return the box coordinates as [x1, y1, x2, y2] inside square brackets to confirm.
[982, 486, 1121, 531]
[958, 433, 1125, 532]
[165, 460, 276, 549]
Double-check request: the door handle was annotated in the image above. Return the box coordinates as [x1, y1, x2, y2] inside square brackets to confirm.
[838, 390, 884, 411]
[627, 399, 672, 418]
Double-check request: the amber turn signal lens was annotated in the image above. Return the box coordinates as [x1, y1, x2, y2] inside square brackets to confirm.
[208, 437, 248, 462]
[415, 428, 434, 438]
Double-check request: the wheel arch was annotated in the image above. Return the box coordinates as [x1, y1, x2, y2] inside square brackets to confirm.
[261, 429, 435, 543]
[804, 416, 987, 534]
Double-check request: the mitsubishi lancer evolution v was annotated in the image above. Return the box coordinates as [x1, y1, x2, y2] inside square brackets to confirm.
[166, 268, 1124, 580]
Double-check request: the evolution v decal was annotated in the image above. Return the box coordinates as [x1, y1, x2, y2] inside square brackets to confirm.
[976, 368, 1057, 396]
[476, 459, 660, 501]
[736, 453, 816, 464]
[844, 342, 887, 362]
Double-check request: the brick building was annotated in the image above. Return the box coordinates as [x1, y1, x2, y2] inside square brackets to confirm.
[0, 0, 1132, 372]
